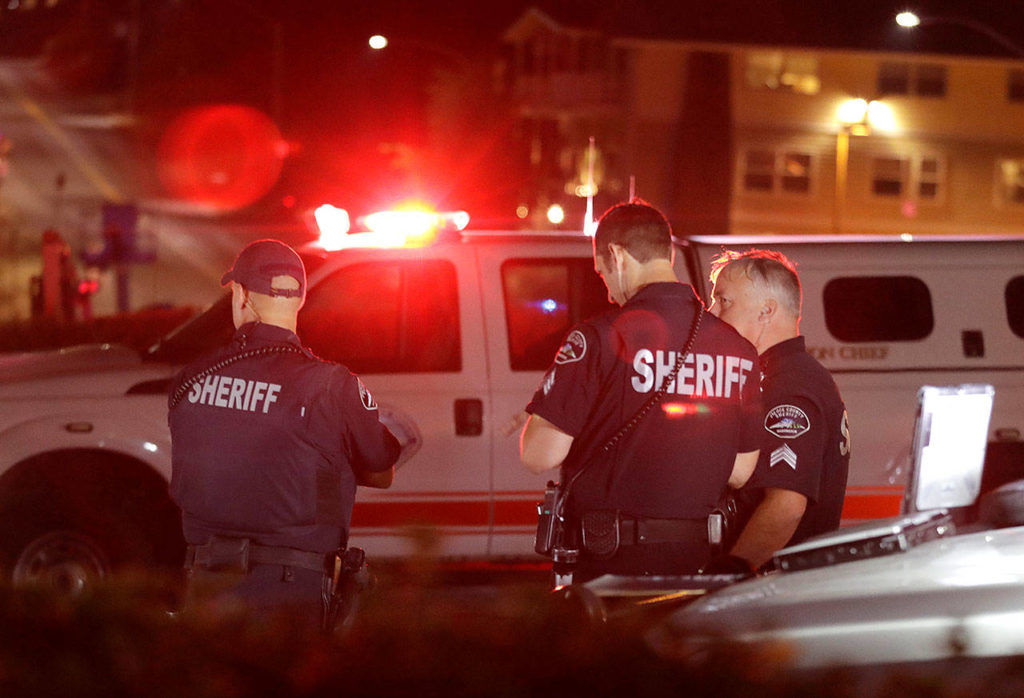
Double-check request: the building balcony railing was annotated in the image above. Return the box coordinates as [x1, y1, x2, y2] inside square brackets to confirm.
[512, 71, 625, 108]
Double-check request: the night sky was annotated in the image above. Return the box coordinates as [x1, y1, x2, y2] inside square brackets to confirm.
[11, 0, 1023, 221]
[261, 0, 1024, 219]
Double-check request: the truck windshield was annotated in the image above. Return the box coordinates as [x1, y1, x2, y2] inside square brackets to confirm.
[144, 293, 233, 364]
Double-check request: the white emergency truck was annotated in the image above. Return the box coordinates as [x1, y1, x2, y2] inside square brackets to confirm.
[0, 223, 1020, 592]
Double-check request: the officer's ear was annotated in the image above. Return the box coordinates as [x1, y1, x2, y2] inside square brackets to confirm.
[607, 242, 637, 271]
[231, 282, 256, 315]
[759, 297, 778, 323]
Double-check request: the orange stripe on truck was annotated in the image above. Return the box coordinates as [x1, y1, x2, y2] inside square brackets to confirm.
[352, 498, 542, 528]
[352, 500, 490, 528]
[841, 492, 903, 520]
[351, 489, 906, 531]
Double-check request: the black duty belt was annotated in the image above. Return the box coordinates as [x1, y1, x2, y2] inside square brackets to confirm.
[185, 538, 329, 574]
[617, 516, 708, 546]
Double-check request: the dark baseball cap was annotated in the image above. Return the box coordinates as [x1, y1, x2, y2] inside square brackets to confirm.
[220, 239, 306, 298]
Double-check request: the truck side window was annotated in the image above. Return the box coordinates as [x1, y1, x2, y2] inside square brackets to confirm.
[823, 276, 933, 342]
[1007, 276, 1024, 339]
[502, 258, 612, 371]
[299, 260, 460, 373]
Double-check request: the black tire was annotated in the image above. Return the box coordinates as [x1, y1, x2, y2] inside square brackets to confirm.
[0, 493, 157, 596]
[10, 529, 110, 595]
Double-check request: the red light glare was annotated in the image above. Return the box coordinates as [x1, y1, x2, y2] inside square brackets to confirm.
[314, 204, 352, 250]
[156, 105, 285, 211]
[363, 210, 437, 239]
[661, 402, 708, 418]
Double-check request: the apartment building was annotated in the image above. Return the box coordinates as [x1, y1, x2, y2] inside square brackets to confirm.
[502, 8, 1024, 236]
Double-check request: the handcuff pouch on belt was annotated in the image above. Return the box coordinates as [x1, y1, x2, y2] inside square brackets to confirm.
[199, 535, 251, 573]
[580, 510, 620, 559]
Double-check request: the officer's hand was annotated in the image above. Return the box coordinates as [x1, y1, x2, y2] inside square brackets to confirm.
[701, 553, 755, 578]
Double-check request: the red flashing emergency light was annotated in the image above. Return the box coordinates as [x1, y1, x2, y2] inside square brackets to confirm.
[312, 204, 470, 251]
[313, 204, 351, 251]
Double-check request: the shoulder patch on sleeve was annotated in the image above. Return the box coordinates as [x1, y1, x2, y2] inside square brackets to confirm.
[764, 404, 810, 439]
[555, 329, 587, 365]
[357, 378, 378, 410]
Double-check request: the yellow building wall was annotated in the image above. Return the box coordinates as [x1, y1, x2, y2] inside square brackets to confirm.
[723, 44, 1024, 236]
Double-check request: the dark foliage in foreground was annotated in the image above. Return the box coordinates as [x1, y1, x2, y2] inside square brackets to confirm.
[2, 568, 1023, 698]
[0, 307, 197, 354]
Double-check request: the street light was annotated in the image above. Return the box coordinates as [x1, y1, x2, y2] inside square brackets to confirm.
[895, 11, 1024, 58]
[834, 98, 895, 234]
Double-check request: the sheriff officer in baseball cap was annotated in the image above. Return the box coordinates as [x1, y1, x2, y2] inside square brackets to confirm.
[168, 239, 400, 633]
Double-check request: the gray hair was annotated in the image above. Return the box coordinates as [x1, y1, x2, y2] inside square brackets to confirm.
[709, 248, 802, 318]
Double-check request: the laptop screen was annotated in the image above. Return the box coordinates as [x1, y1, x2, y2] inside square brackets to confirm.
[902, 384, 995, 514]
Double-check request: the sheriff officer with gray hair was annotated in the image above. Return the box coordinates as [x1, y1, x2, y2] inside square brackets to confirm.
[168, 239, 399, 632]
[706, 248, 851, 574]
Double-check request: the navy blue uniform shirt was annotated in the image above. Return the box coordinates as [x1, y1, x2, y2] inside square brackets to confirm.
[168, 322, 400, 554]
[736, 336, 851, 546]
[526, 282, 762, 520]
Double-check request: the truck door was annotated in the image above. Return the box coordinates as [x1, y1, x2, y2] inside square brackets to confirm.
[477, 240, 613, 558]
[296, 246, 492, 558]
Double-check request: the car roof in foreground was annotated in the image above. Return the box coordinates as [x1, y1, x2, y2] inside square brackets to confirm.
[651, 524, 1024, 668]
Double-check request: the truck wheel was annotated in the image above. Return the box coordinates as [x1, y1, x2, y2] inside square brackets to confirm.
[11, 530, 109, 595]
[0, 500, 156, 595]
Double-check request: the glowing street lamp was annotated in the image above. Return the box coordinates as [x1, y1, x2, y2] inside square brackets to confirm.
[834, 98, 895, 234]
[365, 33, 470, 68]
[895, 11, 921, 28]
[546, 204, 565, 225]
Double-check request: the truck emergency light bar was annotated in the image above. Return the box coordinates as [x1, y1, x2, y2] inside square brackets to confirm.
[312, 205, 470, 251]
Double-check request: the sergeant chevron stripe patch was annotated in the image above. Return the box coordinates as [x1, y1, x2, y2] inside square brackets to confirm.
[770, 444, 798, 470]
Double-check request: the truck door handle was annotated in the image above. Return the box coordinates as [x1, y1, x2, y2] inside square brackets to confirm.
[454, 399, 483, 436]
[962, 330, 984, 358]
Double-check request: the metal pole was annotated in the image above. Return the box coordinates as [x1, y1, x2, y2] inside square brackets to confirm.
[833, 127, 849, 235]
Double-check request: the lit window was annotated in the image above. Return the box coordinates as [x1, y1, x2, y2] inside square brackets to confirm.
[742, 149, 813, 194]
[997, 159, 1024, 205]
[781, 153, 812, 193]
[746, 52, 820, 94]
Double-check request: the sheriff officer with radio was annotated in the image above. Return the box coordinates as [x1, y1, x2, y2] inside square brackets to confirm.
[520, 201, 762, 582]
[168, 239, 399, 632]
